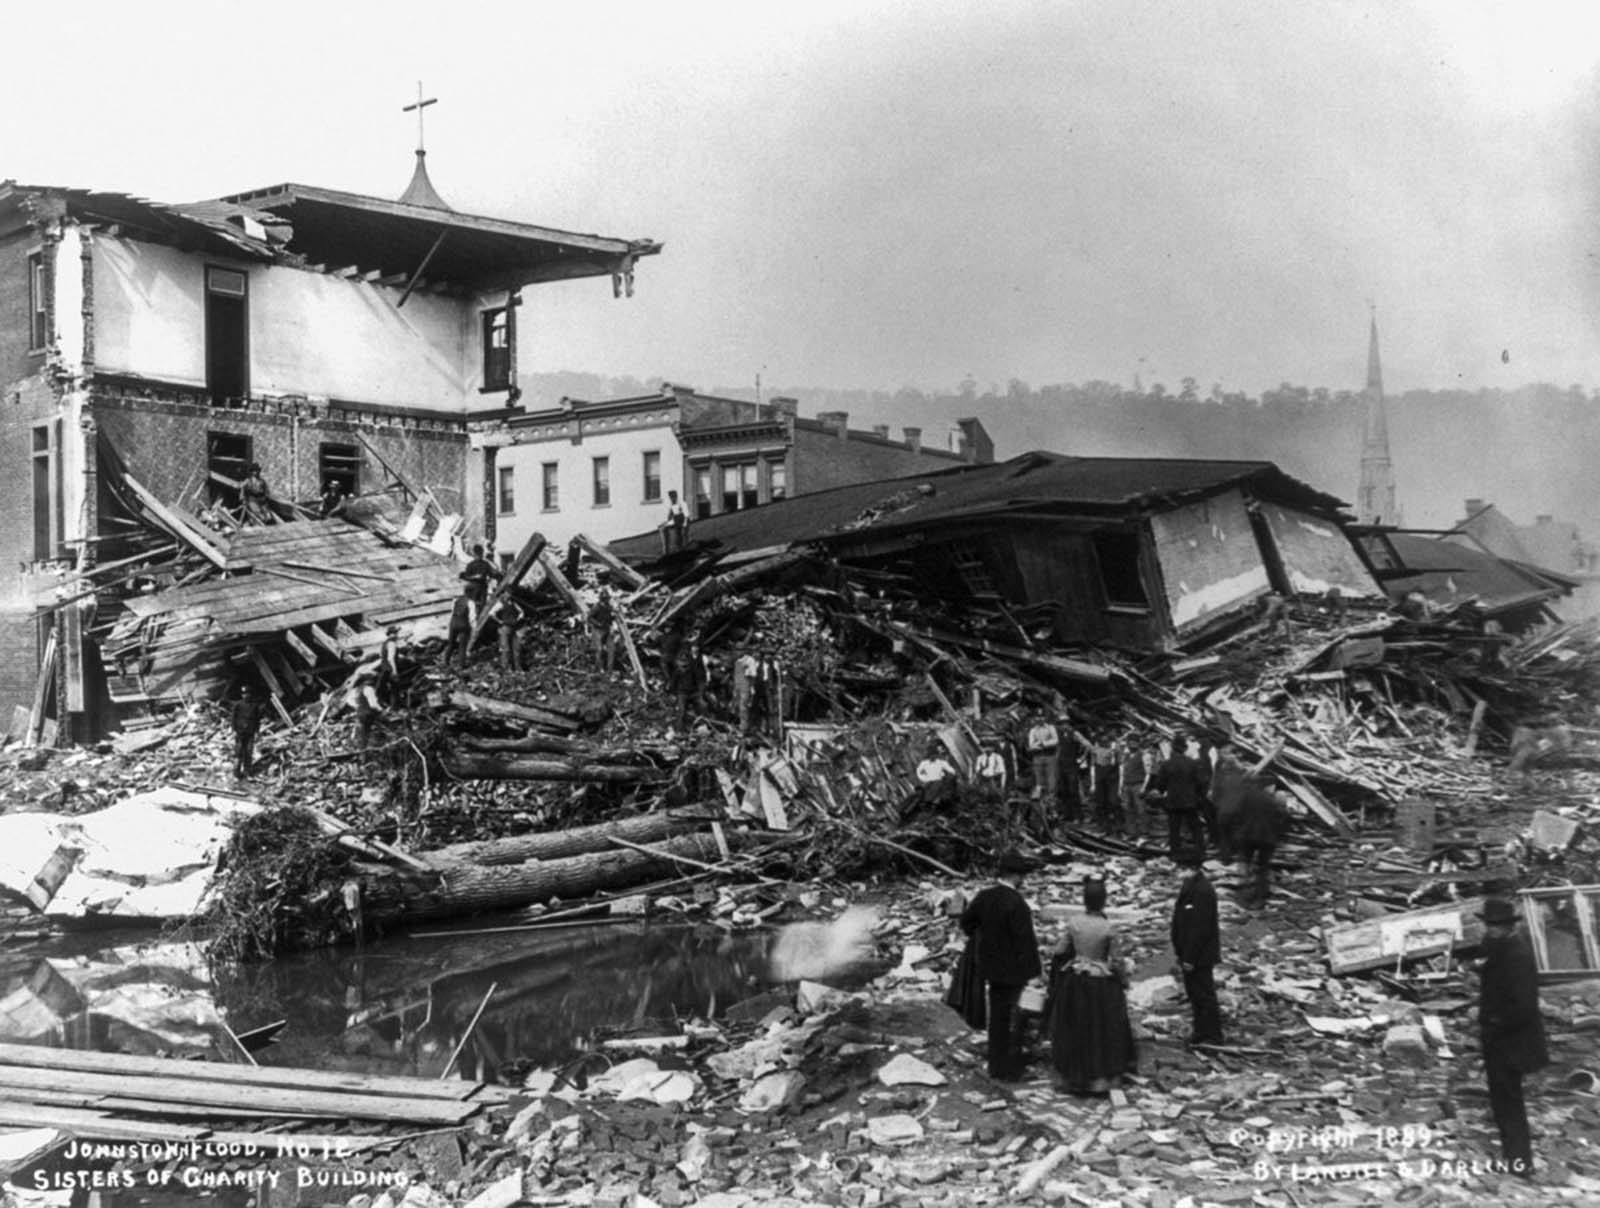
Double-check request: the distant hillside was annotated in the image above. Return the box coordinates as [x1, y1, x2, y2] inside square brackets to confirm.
[520, 372, 1598, 542]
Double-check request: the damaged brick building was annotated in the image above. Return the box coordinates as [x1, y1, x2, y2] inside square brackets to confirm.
[0, 162, 661, 722]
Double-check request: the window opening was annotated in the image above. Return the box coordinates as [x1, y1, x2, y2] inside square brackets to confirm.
[541, 462, 559, 511]
[205, 267, 248, 403]
[497, 465, 515, 515]
[592, 457, 611, 507]
[206, 431, 253, 510]
[318, 442, 361, 498]
[1091, 531, 1150, 609]
[642, 450, 662, 502]
[482, 308, 510, 391]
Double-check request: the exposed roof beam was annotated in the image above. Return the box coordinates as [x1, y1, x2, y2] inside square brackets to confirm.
[396, 228, 448, 310]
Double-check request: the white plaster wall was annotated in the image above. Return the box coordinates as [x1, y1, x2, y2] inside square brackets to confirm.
[1150, 488, 1271, 630]
[92, 238, 475, 409]
[92, 238, 204, 385]
[54, 226, 88, 377]
[1259, 502, 1383, 598]
[494, 422, 683, 552]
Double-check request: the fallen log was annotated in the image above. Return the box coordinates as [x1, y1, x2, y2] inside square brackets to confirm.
[424, 807, 715, 867]
[442, 752, 667, 783]
[362, 831, 771, 927]
[461, 733, 678, 762]
[447, 690, 581, 733]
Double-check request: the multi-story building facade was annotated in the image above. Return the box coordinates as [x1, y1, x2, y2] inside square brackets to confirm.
[0, 161, 659, 718]
[482, 383, 993, 552]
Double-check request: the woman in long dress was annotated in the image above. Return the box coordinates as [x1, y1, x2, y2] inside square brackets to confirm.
[1049, 876, 1137, 1095]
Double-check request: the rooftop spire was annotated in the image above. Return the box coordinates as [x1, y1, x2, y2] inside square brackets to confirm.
[1357, 306, 1399, 525]
[398, 82, 452, 210]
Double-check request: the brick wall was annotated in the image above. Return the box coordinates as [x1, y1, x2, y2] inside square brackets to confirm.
[92, 394, 469, 522]
[792, 425, 969, 494]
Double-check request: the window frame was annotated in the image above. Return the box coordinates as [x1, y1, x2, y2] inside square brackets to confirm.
[482, 307, 511, 392]
[592, 456, 611, 508]
[317, 441, 361, 498]
[693, 466, 713, 520]
[497, 464, 516, 516]
[27, 251, 48, 352]
[541, 461, 559, 512]
[642, 450, 662, 503]
[767, 457, 788, 502]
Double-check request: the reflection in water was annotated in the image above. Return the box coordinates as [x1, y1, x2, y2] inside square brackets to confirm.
[2, 921, 775, 1081]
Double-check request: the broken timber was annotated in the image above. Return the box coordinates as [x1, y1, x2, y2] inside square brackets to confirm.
[442, 752, 668, 783]
[447, 690, 581, 732]
[362, 831, 775, 927]
[423, 808, 715, 867]
[469, 530, 547, 649]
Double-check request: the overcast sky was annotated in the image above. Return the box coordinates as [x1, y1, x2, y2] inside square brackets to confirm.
[8, 0, 1600, 396]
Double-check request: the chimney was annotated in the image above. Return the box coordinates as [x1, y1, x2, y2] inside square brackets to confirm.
[1536, 514, 1553, 525]
[1464, 498, 1485, 516]
[768, 396, 798, 419]
[872, 424, 890, 439]
[903, 426, 922, 453]
[817, 410, 849, 440]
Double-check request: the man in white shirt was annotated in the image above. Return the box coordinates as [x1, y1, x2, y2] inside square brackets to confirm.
[915, 745, 958, 807]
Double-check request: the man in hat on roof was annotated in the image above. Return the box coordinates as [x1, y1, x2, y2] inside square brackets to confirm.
[1170, 848, 1223, 1045]
[1477, 897, 1547, 1177]
[959, 850, 1043, 1081]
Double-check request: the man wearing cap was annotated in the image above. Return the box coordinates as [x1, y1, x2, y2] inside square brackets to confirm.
[959, 851, 1043, 1081]
[1152, 737, 1209, 861]
[1171, 850, 1223, 1045]
[1477, 897, 1547, 1177]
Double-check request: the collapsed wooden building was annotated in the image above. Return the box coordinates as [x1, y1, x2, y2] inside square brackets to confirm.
[615, 450, 1386, 653]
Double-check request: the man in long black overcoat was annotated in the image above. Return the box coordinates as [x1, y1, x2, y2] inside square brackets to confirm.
[1478, 897, 1548, 1177]
[960, 850, 1042, 1080]
[1171, 850, 1223, 1044]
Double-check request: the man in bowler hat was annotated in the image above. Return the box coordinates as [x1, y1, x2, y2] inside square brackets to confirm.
[1477, 897, 1547, 1177]
[1171, 848, 1223, 1045]
[959, 850, 1042, 1080]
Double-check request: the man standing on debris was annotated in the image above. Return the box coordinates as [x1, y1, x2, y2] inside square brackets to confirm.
[377, 625, 401, 705]
[230, 684, 264, 778]
[1118, 738, 1148, 835]
[1025, 711, 1061, 835]
[494, 596, 526, 672]
[1476, 898, 1547, 1178]
[975, 744, 1009, 807]
[1152, 737, 1209, 860]
[590, 587, 618, 672]
[960, 849, 1043, 1081]
[673, 634, 709, 729]
[460, 544, 501, 607]
[733, 649, 760, 733]
[444, 586, 475, 671]
[915, 742, 959, 808]
[319, 479, 347, 519]
[1171, 849, 1223, 1045]
[1233, 778, 1291, 905]
[662, 489, 689, 552]
[241, 462, 273, 525]
[1090, 733, 1121, 831]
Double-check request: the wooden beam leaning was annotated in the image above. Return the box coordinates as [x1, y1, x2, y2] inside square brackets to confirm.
[468, 531, 546, 650]
[575, 533, 646, 590]
[121, 472, 229, 569]
[397, 228, 449, 309]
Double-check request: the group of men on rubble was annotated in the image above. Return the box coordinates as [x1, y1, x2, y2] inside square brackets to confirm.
[951, 707, 1292, 904]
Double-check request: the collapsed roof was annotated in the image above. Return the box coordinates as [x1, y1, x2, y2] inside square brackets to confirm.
[0, 179, 662, 292]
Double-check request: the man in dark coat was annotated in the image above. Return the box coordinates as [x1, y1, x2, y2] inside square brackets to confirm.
[1477, 898, 1548, 1177]
[1233, 780, 1291, 905]
[230, 685, 264, 779]
[1171, 850, 1223, 1045]
[443, 587, 475, 671]
[960, 850, 1043, 1080]
[459, 544, 501, 607]
[1152, 737, 1209, 859]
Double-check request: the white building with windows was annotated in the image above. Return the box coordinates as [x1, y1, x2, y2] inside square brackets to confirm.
[481, 383, 993, 554]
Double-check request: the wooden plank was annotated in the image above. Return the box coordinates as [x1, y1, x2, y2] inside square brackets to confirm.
[122, 472, 229, 569]
[284, 628, 319, 667]
[537, 548, 590, 621]
[0, 1103, 207, 1142]
[469, 531, 547, 647]
[281, 559, 396, 583]
[259, 565, 364, 596]
[308, 622, 347, 661]
[575, 532, 646, 590]
[447, 690, 581, 733]
[0, 1066, 480, 1126]
[616, 612, 648, 689]
[25, 629, 58, 748]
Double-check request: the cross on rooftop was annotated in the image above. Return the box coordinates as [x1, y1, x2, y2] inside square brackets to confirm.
[403, 82, 438, 154]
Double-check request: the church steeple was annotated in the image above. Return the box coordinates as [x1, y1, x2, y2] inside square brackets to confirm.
[1357, 309, 1398, 525]
[398, 82, 452, 211]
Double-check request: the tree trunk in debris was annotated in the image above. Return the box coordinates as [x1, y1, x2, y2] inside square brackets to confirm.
[442, 753, 666, 783]
[362, 832, 756, 927]
[447, 691, 579, 732]
[424, 808, 717, 867]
